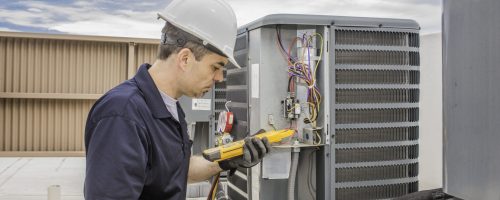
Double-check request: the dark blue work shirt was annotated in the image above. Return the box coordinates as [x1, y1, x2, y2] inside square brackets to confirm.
[84, 63, 192, 200]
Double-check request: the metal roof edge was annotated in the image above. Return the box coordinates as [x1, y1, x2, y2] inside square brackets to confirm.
[0, 31, 159, 44]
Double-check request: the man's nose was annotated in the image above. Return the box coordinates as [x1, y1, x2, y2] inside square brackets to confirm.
[214, 70, 223, 82]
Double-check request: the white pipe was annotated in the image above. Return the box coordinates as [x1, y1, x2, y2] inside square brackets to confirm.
[288, 147, 300, 200]
[47, 185, 61, 200]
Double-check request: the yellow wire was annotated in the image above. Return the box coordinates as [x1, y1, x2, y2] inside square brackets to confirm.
[314, 131, 322, 145]
[307, 33, 324, 122]
[287, 103, 301, 112]
[211, 176, 219, 200]
[311, 33, 324, 80]
[305, 102, 317, 126]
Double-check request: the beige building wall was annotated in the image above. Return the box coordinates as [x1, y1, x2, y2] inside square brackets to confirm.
[0, 31, 158, 156]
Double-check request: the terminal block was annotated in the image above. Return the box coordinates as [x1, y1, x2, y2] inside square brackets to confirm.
[282, 97, 300, 119]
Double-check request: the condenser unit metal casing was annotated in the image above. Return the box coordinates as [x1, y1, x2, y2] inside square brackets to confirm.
[443, 0, 500, 199]
[221, 14, 420, 200]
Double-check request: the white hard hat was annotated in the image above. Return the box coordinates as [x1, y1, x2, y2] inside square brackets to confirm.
[158, 0, 241, 69]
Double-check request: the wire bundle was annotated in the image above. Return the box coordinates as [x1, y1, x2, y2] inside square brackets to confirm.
[276, 26, 323, 126]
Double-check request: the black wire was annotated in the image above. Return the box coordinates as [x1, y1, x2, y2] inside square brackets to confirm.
[287, 76, 293, 92]
[276, 25, 287, 53]
[276, 25, 293, 65]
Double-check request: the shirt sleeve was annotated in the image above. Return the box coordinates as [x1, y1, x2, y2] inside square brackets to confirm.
[84, 116, 148, 200]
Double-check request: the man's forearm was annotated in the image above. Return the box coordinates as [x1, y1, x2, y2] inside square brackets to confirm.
[187, 156, 223, 183]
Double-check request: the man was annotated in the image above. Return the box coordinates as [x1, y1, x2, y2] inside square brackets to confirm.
[84, 0, 272, 199]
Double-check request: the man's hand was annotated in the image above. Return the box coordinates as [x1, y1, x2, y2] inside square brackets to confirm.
[218, 135, 272, 171]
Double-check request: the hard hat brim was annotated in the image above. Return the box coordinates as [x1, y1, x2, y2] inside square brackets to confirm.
[227, 57, 242, 69]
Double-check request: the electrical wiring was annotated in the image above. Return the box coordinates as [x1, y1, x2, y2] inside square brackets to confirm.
[309, 33, 324, 79]
[307, 33, 324, 122]
[314, 131, 322, 145]
[276, 26, 323, 123]
[300, 103, 320, 145]
[275, 25, 295, 66]
[287, 103, 301, 112]
[287, 76, 293, 92]
[276, 26, 324, 147]
[302, 102, 317, 126]
[208, 173, 221, 200]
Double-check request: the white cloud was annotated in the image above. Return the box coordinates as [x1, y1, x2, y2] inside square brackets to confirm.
[0, 0, 442, 38]
[0, 8, 56, 28]
[0, 1, 164, 38]
[27, 7, 42, 13]
[0, 27, 18, 32]
[51, 16, 163, 38]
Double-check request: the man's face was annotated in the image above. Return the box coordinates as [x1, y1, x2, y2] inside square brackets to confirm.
[180, 52, 228, 98]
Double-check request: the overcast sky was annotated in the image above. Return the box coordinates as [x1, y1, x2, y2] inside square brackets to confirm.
[0, 0, 442, 38]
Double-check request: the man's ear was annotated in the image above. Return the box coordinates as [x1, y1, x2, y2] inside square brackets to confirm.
[177, 48, 192, 71]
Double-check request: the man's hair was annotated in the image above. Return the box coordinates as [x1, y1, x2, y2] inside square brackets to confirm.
[157, 22, 211, 61]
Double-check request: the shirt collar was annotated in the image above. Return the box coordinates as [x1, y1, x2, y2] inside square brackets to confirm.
[159, 90, 178, 107]
[133, 63, 172, 119]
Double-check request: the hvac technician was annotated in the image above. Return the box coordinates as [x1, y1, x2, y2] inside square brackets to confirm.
[83, 0, 272, 199]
